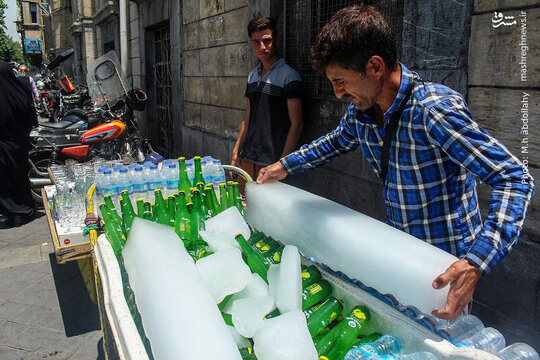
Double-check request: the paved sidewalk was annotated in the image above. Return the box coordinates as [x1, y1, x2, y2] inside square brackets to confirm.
[0, 210, 104, 359]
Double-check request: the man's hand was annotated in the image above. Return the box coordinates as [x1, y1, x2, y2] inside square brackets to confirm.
[231, 153, 240, 167]
[431, 259, 482, 320]
[256, 161, 288, 184]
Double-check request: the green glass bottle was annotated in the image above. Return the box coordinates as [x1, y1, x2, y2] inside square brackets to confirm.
[253, 236, 281, 254]
[204, 184, 220, 215]
[302, 265, 323, 289]
[143, 201, 153, 221]
[264, 308, 281, 320]
[304, 297, 344, 337]
[167, 196, 176, 221]
[104, 194, 125, 234]
[136, 198, 145, 218]
[189, 243, 213, 260]
[315, 305, 371, 357]
[235, 233, 269, 282]
[154, 189, 172, 226]
[221, 312, 233, 326]
[99, 203, 126, 253]
[248, 230, 266, 246]
[177, 157, 192, 197]
[190, 188, 206, 242]
[193, 156, 205, 186]
[219, 183, 229, 212]
[232, 182, 244, 215]
[263, 245, 284, 265]
[302, 280, 333, 310]
[174, 191, 192, 243]
[227, 181, 235, 209]
[120, 190, 136, 235]
[202, 185, 216, 219]
[239, 347, 257, 360]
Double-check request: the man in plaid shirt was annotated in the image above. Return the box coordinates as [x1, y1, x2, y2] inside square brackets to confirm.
[256, 5, 534, 319]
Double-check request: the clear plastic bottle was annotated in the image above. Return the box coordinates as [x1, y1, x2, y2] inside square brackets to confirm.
[100, 169, 116, 201]
[344, 334, 401, 360]
[201, 157, 211, 183]
[369, 352, 438, 360]
[456, 327, 506, 354]
[438, 314, 484, 342]
[146, 164, 162, 198]
[164, 163, 179, 198]
[497, 343, 540, 360]
[132, 166, 148, 204]
[213, 159, 226, 185]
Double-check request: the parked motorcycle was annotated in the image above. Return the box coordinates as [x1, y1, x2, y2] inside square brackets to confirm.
[29, 51, 153, 202]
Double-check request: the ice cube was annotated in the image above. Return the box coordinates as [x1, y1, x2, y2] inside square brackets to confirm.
[267, 264, 281, 304]
[253, 310, 318, 360]
[196, 248, 252, 303]
[205, 206, 250, 240]
[227, 325, 252, 349]
[275, 245, 302, 314]
[222, 273, 271, 314]
[200, 230, 238, 252]
[231, 296, 275, 338]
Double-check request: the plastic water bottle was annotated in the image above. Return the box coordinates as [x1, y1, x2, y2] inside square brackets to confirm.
[213, 159, 226, 185]
[498, 343, 540, 360]
[456, 327, 506, 354]
[94, 166, 109, 199]
[164, 163, 179, 197]
[344, 335, 401, 360]
[132, 166, 148, 203]
[369, 352, 437, 360]
[101, 169, 116, 201]
[147, 164, 162, 196]
[201, 157, 211, 183]
[117, 168, 133, 195]
[438, 315, 484, 342]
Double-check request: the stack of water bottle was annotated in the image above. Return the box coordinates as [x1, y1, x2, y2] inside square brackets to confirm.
[93, 155, 227, 210]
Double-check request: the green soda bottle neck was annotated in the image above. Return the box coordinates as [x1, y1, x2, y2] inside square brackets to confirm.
[193, 156, 205, 185]
[235, 233, 269, 282]
[136, 199, 145, 218]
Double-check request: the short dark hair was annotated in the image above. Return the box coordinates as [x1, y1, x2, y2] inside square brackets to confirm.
[310, 5, 398, 75]
[248, 17, 278, 38]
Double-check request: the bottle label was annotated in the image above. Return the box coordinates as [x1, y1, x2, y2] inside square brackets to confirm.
[308, 283, 323, 295]
[353, 309, 367, 320]
[302, 271, 310, 279]
[358, 344, 378, 356]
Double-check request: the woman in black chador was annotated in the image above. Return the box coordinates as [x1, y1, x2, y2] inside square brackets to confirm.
[0, 60, 37, 227]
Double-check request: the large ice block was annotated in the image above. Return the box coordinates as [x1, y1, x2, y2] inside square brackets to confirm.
[196, 248, 252, 303]
[253, 310, 318, 360]
[275, 245, 302, 314]
[245, 181, 458, 314]
[123, 218, 241, 360]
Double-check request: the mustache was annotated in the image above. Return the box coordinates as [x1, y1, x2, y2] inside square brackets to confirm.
[344, 93, 353, 100]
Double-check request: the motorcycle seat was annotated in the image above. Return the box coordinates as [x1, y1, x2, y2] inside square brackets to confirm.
[40, 121, 75, 129]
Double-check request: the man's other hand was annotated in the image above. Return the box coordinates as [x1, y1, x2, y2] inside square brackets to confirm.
[256, 161, 288, 184]
[431, 259, 482, 320]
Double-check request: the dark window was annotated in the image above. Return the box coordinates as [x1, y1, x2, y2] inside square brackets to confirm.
[285, 0, 403, 98]
[153, 25, 173, 157]
[30, 3, 38, 24]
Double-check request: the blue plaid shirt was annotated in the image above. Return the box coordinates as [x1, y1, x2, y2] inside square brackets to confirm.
[281, 64, 534, 274]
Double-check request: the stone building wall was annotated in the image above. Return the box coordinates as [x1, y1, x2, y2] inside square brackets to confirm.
[467, 1, 540, 350]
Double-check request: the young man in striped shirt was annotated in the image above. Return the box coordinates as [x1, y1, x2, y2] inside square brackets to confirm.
[256, 5, 534, 320]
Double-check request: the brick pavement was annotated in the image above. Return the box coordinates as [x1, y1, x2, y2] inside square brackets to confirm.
[0, 210, 104, 359]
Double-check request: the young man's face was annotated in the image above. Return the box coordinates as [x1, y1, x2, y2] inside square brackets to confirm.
[250, 28, 278, 63]
[325, 62, 381, 110]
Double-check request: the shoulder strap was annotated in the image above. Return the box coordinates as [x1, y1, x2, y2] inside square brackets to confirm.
[379, 84, 414, 181]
